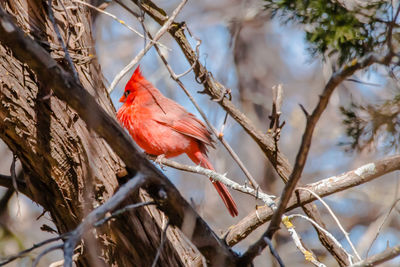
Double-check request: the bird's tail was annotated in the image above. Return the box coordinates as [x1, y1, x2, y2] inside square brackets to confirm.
[189, 151, 238, 217]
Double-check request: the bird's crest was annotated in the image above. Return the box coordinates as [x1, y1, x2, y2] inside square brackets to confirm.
[125, 65, 144, 89]
[131, 65, 143, 81]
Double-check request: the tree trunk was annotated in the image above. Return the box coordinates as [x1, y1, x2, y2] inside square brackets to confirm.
[0, 0, 200, 265]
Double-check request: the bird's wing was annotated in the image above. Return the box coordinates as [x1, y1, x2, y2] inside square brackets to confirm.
[152, 99, 214, 147]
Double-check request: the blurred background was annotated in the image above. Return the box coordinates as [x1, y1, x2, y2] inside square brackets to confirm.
[1, 0, 399, 266]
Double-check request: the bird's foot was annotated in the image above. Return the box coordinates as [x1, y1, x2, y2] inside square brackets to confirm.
[154, 154, 166, 169]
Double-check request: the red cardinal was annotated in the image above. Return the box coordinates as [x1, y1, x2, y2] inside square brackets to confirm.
[117, 66, 238, 217]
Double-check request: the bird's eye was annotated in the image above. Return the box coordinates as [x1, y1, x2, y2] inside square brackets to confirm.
[124, 90, 131, 97]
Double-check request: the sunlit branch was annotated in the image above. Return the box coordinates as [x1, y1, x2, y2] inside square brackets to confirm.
[148, 156, 276, 206]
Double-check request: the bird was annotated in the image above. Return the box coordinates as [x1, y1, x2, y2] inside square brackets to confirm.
[116, 66, 238, 217]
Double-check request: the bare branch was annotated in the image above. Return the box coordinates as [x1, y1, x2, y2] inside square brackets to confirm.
[10, 154, 18, 193]
[264, 236, 285, 267]
[297, 187, 361, 261]
[288, 214, 353, 265]
[281, 216, 326, 267]
[350, 245, 400, 267]
[151, 220, 170, 267]
[226, 155, 400, 246]
[148, 156, 276, 206]
[0, 235, 65, 266]
[32, 244, 63, 267]
[71, 0, 170, 50]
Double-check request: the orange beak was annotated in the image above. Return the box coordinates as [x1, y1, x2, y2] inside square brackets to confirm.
[119, 94, 126, 103]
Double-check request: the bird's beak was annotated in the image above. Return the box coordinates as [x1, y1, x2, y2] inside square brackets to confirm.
[119, 94, 126, 103]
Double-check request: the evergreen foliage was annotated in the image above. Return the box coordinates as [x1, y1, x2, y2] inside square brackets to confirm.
[265, 0, 400, 152]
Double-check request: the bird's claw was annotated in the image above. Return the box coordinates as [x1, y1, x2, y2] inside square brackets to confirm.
[155, 154, 166, 169]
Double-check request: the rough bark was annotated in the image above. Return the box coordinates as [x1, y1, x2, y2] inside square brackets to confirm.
[0, 0, 199, 266]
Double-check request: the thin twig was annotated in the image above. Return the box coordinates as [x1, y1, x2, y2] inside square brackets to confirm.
[0, 235, 66, 266]
[264, 236, 285, 267]
[94, 201, 157, 226]
[366, 198, 400, 257]
[32, 244, 63, 267]
[297, 187, 361, 261]
[281, 216, 326, 267]
[47, 0, 79, 81]
[287, 214, 353, 265]
[71, 0, 169, 50]
[108, 0, 188, 93]
[350, 245, 400, 267]
[10, 154, 18, 194]
[151, 220, 170, 267]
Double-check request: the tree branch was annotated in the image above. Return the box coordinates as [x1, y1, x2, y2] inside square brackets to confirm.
[0, 235, 65, 266]
[149, 156, 276, 206]
[226, 155, 400, 246]
[350, 245, 400, 267]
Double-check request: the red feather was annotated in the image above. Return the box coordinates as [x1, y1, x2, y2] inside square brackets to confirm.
[117, 66, 238, 217]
